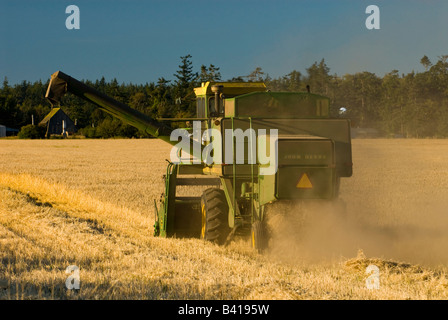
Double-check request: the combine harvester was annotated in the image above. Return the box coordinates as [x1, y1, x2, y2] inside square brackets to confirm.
[45, 71, 352, 252]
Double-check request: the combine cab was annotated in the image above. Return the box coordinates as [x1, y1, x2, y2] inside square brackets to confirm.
[46, 71, 352, 252]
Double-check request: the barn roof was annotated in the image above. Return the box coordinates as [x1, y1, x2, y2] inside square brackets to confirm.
[39, 108, 62, 125]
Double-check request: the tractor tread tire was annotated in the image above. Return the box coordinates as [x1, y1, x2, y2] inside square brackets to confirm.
[201, 188, 230, 245]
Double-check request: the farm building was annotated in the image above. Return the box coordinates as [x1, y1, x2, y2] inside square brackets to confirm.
[0, 125, 19, 137]
[39, 108, 76, 135]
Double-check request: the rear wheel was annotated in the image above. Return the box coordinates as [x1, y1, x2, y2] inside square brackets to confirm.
[200, 188, 230, 245]
[251, 221, 268, 253]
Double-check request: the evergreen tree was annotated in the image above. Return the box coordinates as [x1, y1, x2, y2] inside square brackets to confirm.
[174, 54, 198, 89]
[305, 59, 331, 95]
[199, 64, 222, 82]
[246, 67, 265, 82]
[173, 54, 198, 115]
[420, 55, 432, 71]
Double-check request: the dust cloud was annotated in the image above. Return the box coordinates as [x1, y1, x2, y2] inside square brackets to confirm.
[266, 140, 448, 267]
[266, 199, 448, 267]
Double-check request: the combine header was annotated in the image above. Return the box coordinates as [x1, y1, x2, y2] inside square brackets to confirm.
[46, 71, 352, 252]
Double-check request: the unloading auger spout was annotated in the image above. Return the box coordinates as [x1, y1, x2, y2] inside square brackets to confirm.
[45, 70, 202, 151]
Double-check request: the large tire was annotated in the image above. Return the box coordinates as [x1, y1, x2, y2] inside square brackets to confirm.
[200, 188, 230, 245]
[251, 221, 268, 253]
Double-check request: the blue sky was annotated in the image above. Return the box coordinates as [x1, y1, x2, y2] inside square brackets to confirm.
[1, 0, 448, 85]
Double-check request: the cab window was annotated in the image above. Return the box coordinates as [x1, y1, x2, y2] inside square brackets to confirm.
[196, 97, 205, 118]
[208, 97, 224, 117]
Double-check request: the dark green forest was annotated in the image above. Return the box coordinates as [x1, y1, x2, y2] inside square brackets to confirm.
[2, 54, 448, 138]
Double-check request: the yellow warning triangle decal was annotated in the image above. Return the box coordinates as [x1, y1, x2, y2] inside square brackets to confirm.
[296, 173, 313, 189]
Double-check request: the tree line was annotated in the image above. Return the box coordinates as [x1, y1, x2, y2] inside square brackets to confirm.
[1, 54, 448, 138]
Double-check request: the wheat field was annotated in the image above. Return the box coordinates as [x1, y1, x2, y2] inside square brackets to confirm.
[1, 138, 448, 299]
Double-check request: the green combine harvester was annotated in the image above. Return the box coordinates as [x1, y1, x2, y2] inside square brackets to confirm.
[45, 71, 352, 252]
